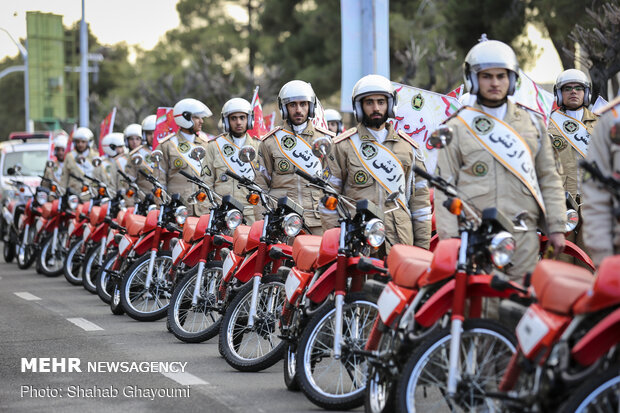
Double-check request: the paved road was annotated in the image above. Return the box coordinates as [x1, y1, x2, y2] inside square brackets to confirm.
[0, 260, 353, 413]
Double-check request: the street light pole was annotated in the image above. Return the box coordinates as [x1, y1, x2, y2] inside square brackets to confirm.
[0, 27, 31, 132]
[79, 0, 89, 128]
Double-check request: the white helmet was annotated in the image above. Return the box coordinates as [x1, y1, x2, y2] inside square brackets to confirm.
[173, 98, 212, 131]
[141, 114, 156, 132]
[324, 109, 343, 133]
[221, 97, 254, 132]
[73, 127, 94, 142]
[101, 132, 125, 157]
[52, 134, 68, 149]
[351, 74, 397, 122]
[278, 80, 316, 120]
[554, 69, 591, 107]
[463, 38, 519, 96]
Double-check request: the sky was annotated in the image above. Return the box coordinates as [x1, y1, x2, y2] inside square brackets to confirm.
[0, 1, 562, 84]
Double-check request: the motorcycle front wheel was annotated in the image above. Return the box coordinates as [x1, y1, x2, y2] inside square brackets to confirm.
[120, 251, 173, 321]
[38, 233, 67, 277]
[63, 239, 84, 285]
[16, 226, 37, 269]
[395, 318, 516, 413]
[168, 261, 223, 343]
[561, 365, 619, 413]
[218, 274, 287, 372]
[82, 244, 104, 293]
[296, 292, 378, 411]
[96, 254, 117, 304]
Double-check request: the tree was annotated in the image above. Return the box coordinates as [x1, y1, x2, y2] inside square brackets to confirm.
[0, 55, 26, 139]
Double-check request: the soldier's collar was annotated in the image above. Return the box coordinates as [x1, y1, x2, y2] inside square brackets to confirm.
[357, 123, 394, 141]
[284, 122, 314, 137]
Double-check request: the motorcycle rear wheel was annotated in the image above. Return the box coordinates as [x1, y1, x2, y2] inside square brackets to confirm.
[561, 365, 619, 413]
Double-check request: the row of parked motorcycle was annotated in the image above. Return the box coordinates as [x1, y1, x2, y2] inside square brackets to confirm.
[1, 136, 618, 412]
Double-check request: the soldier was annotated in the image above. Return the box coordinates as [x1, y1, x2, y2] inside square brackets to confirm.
[155, 98, 212, 216]
[435, 39, 566, 278]
[93, 132, 126, 193]
[204, 98, 261, 223]
[127, 115, 157, 201]
[326, 74, 431, 250]
[581, 95, 620, 267]
[255, 80, 335, 235]
[44, 132, 68, 185]
[324, 109, 344, 134]
[61, 127, 97, 198]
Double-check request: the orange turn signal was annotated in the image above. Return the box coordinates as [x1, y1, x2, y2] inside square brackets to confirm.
[196, 192, 207, 202]
[154, 188, 162, 198]
[98, 187, 106, 196]
[51, 185, 57, 192]
[19, 187, 25, 193]
[323, 196, 338, 211]
[127, 189, 135, 197]
[82, 185, 89, 192]
[247, 193, 260, 205]
[448, 198, 463, 216]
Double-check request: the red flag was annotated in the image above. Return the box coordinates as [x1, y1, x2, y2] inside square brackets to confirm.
[311, 98, 328, 130]
[99, 108, 117, 155]
[153, 107, 179, 150]
[447, 84, 464, 100]
[247, 87, 270, 138]
[66, 124, 76, 153]
[263, 111, 276, 131]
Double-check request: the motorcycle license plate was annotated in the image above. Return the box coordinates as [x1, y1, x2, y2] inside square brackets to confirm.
[172, 241, 185, 264]
[222, 253, 235, 280]
[118, 235, 132, 256]
[516, 306, 550, 357]
[377, 283, 405, 324]
[285, 272, 301, 302]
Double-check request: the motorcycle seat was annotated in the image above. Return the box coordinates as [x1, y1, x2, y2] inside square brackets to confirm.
[531, 259, 593, 315]
[182, 217, 200, 243]
[387, 244, 434, 288]
[233, 225, 251, 256]
[293, 235, 322, 272]
[126, 214, 147, 237]
[573, 255, 620, 314]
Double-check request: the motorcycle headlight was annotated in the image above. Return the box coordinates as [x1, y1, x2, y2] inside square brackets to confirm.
[225, 209, 243, 230]
[364, 218, 386, 248]
[36, 191, 48, 205]
[68, 195, 79, 210]
[175, 206, 189, 225]
[489, 231, 516, 269]
[282, 213, 303, 237]
[565, 209, 579, 232]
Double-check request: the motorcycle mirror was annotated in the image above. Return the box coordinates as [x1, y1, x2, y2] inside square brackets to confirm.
[429, 126, 453, 149]
[312, 136, 332, 159]
[6, 167, 15, 176]
[76, 156, 85, 165]
[46, 160, 55, 168]
[189, 147, 206, 161]
[238, 145, 256, 163]
[151, 150, 163, 163]
[131, 154, 143, 166]
[92, 157, 102, 167]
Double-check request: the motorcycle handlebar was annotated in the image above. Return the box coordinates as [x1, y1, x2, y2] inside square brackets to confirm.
[295, 169, 324, 187]
[179, 170, 196, 181]
[225, 169, 244, 183]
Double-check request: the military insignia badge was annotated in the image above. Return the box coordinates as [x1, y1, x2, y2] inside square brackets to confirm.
[281, 136, 296, 150]
[563, 120, 579, 134]
[278, 159, 290, 172]
[174, 158, 184, 169]
[552, 137, 567, 151]
[178, 142, 190, 153]
[145, 154, 152, 164]
[203, 165, 211, 176]
[222, 144, 235, 156]
[354, 170, 369, 184]
[473, 116, 494, 135]
[322, 168, 331, 181]
[360, 142, 378, 160]
[220, 174, 228, 182]
[411, 93, 425, 110]
[472, 161, 488, 176]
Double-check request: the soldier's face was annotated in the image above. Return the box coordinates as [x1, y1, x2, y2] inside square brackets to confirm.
[228, 112, 248, 137]
[561, 83, 585, 110]
[145, 131, 154, 146]
[191, 115, 204, 132]
[54, 147, 65, 162]
[477, 68, 509, 104]
[127, 135, 141, 150]
[362, 94, 388, 129]
[286, 101, 309, 125]
[328, 121, 340, 133]
[74, 140, 88, 152]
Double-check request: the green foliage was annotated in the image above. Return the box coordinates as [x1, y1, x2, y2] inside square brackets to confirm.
[0, 55, 26, 139]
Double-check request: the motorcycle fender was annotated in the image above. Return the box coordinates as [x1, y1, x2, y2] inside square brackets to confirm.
[160, 230, 178, 250]
[563, 240, 595, 271]
[133, 231, 154, 256]
[90, 223, 107, 243]
[414, 274, 522, 328]
[183, 238, 203, 268]
[234, 250, 258, 283]
[43, 215, 60, 233]
[571, 306, 620, 366]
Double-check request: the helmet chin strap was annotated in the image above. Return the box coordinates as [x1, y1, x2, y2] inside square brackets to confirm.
[476, 95, 508, 108]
